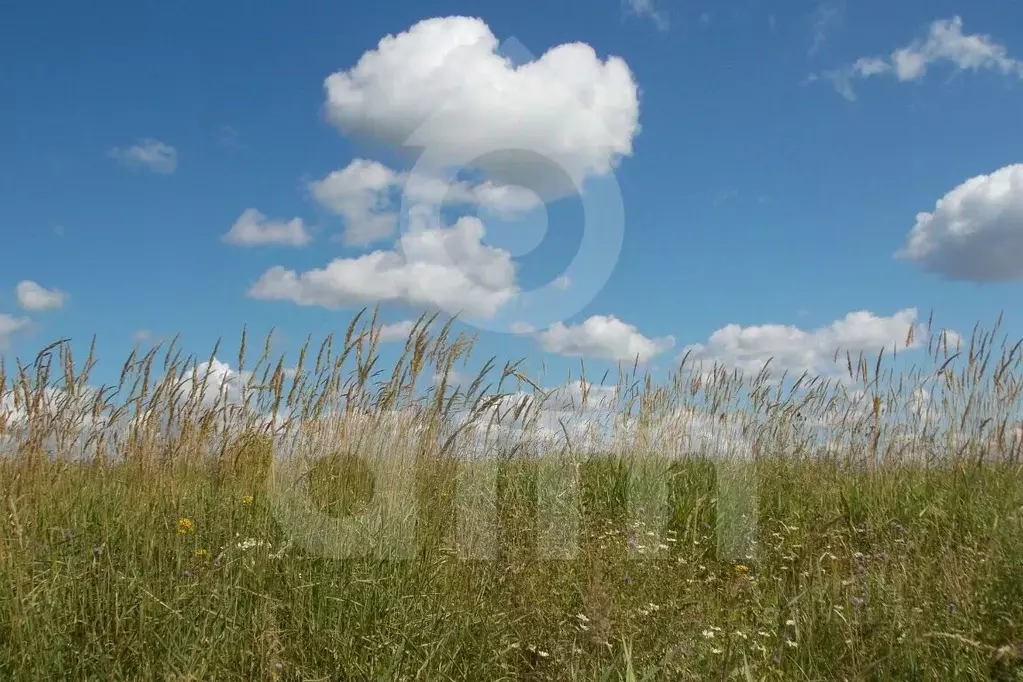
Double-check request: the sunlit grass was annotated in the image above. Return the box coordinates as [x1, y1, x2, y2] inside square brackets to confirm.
[1, 310, 1022, 680]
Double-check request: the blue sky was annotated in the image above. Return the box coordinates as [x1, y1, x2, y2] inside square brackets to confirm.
[1, 0, 1022, 392]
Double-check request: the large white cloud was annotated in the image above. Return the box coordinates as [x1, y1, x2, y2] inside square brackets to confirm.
[896, 164, 1023, 281]
[679, 308, 925, 378]
[15, 281, 67, 312]
[821, 16, 1023, 100]
[537, 315, 675, 362]
[247, 216, 517, 318]
[311, 159, 541, 246]
[322, 16, 640, 191]
[222, 209, 311, 247]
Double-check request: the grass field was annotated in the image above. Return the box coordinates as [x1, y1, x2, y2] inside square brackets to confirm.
[2, 312, 1023, 680]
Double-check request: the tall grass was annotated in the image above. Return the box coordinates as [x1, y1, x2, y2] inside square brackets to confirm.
[1, 310, 1022, 680]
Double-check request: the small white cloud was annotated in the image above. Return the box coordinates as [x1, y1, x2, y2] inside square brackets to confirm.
[108, 138, 178, 174]
[378, 320, 416, 342]
[895, 163, 1023, 281]
[433, 369, 468, 386]
[537, 315, 675, 362]
[133, 329, 153, 343]
[15, 281, 67, 312]
[311, 159, 543, 246]
[311, 159, 402, 246]
[623, 0, 669, 31]
[176, 358, 251, 409]
[679, 308, 926, 378]
[222, 209, 311, 247]
[821, 16, 1023, 100]
[248, 216, 517, 318]
[0, 314, 30, 349]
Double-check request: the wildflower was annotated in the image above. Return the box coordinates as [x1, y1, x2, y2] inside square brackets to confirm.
[236, 537, 271, 551]
[785, 639, 798, 648]
[194, 548, 210, 558]
[241, 495, 254, 505]
[734, 563, 750, 575]
[702, 629, 716, 639]
[711, 647, 723, 655]
[177, 517, 195, 534]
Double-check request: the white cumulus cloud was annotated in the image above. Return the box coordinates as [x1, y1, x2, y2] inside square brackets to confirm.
[311, 159, 402, 246]
[322, 16, 640, 193]
[222, 209, 311, 247]
[895, 163, 1023, 281]
[537, 315, 675, 362]
[108, 138, 178, 174]
[821, 16, 1023, 100]
[680, 308, 926, 378]
[311, 159, 544, 246]
[248, 216, 517, 318]
[16, 281, 67, 312]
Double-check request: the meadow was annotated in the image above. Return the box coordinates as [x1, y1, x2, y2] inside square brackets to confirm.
[2, 310, 1023, 680]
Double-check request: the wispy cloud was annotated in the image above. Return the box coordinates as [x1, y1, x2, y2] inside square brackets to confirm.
[809, 1, 845, 56]
[108, 138, 178, 174]
[817, 16, 1023, 100]
[218, 125, 242, 148]
[0, 314, 30, 350]
[623, 0, 669, 31]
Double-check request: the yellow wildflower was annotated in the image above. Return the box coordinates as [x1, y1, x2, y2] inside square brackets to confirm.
[194, 548, 210, 558]
[177, 517, 195, 534]
[241, 495, 254, 505]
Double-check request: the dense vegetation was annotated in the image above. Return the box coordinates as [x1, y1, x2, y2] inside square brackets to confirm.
[2, 312, 1022, 680]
